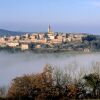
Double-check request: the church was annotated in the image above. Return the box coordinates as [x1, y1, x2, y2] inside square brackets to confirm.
[47, 25, 55, 40]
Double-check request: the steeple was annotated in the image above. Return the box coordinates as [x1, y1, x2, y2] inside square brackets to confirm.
[48, 24, 51, 34]
[47, 25, 54, 36]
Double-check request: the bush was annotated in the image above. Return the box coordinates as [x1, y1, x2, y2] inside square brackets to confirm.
[6, 64, 100, 100]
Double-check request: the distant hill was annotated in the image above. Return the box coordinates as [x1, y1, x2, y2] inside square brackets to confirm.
[0, 29, 25, 36]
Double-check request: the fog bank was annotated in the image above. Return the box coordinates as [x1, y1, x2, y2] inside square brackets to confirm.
[0, 51, 100, 86]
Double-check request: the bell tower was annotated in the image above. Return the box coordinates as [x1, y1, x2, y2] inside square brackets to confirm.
[48, 24, 52, 34]
[47, 25, 54, 38]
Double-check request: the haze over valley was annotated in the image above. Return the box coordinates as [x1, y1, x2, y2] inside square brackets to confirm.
[0, 51, 100, 87]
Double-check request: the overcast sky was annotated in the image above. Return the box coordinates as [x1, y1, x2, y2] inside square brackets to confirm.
[0, 0, 100, 34]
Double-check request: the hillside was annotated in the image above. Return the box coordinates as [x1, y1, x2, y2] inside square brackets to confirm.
[0, 29, 25, 36]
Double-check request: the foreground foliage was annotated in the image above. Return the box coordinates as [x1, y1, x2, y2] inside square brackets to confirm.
[0, 64, 100, 100]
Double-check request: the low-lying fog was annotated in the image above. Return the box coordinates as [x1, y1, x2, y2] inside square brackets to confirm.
[0, 51, 100, 87]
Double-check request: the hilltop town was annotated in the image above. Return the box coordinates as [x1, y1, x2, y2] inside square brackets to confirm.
[0, 25, 99, 53]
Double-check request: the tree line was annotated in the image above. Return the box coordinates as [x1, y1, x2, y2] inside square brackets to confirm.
[0, 63, 100, 100]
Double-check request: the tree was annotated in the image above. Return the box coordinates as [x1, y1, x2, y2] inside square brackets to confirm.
[7, 75, 34, 99]
[82, 35, 96, 42]
[0, 86, 7, 99]
[7, 64, 54, 100]
[83, 73, 100, 98]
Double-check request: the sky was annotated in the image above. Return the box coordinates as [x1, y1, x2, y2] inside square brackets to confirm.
[0, 0, 100, 34]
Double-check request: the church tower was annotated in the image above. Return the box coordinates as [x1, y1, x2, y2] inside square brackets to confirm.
[48, 24, 52, 34]
[47, 25, 54, 38]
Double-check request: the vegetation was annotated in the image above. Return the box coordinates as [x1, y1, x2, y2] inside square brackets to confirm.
[82, 35, 100, 51]
[0, 63, 100, 100]
[82, 35, 96, 42]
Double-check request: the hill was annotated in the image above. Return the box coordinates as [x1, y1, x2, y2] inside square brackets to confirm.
[0, 29, 25, 36]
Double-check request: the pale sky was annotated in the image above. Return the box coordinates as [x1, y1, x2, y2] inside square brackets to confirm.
[0, 0, 100, 34]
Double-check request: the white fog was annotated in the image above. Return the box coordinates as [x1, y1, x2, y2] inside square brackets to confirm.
[0, 51, 100, 86]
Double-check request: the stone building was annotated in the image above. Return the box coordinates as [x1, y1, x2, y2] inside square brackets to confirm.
[20, 42, 30, 50]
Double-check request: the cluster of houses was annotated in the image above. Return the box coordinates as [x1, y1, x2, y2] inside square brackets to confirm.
[0, 25, 86, 51]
